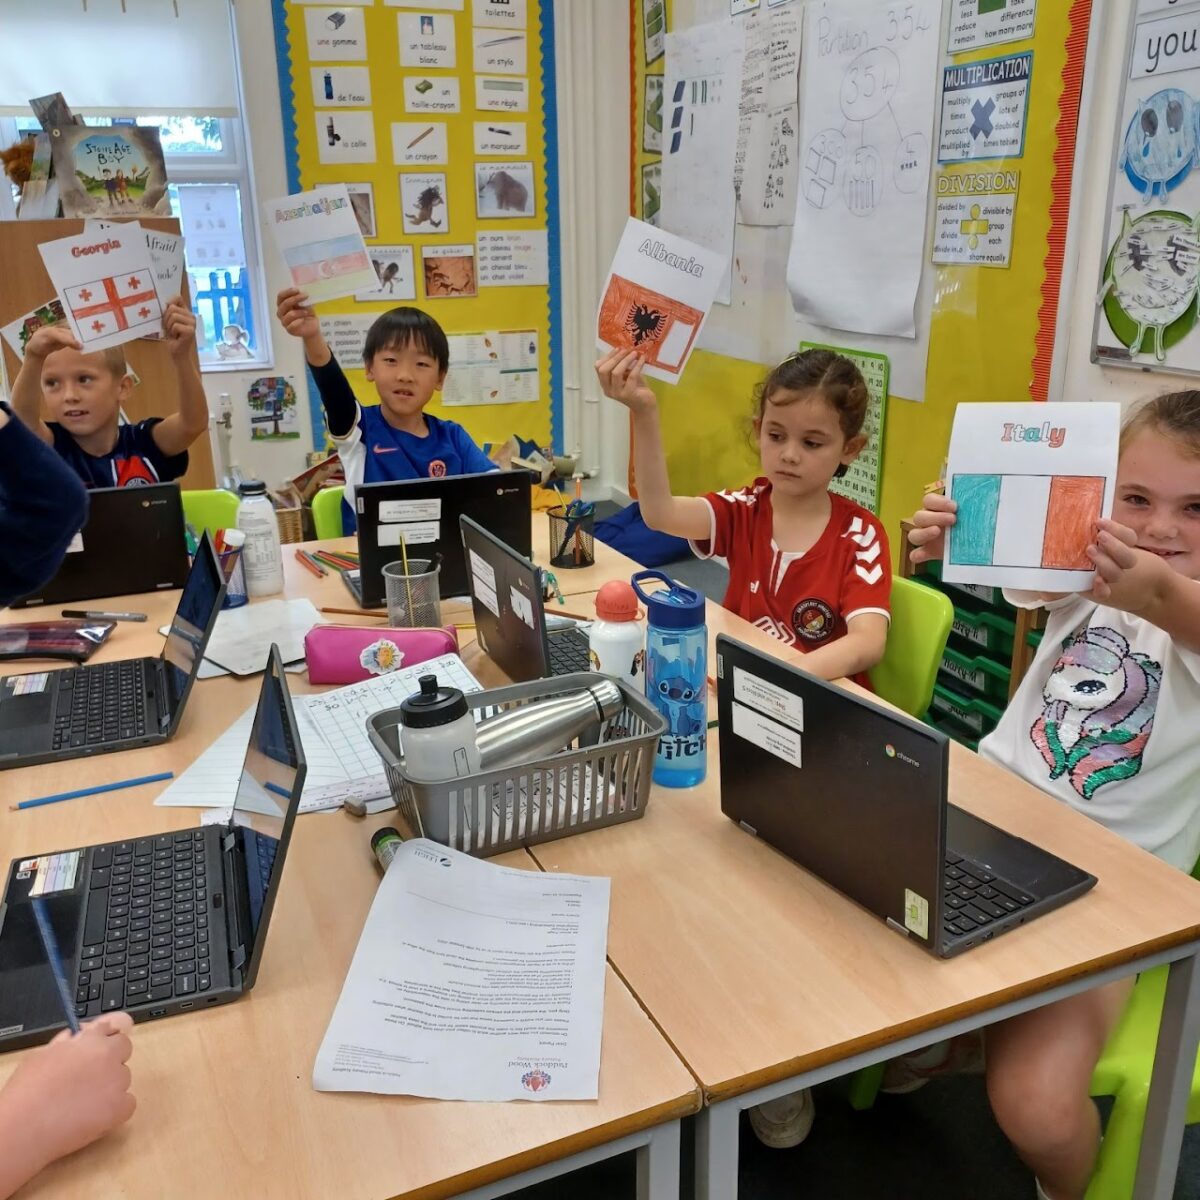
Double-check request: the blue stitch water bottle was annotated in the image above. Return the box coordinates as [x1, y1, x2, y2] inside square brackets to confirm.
[631, 570, 707, 788]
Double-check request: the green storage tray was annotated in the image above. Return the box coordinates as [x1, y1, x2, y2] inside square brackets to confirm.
[922, 561, 1011, 610]
[926, 711, 980, 752]
[930, 682, 1003, 738]
[950, 603, 1016, 658]
[939, 645, 1011, 703]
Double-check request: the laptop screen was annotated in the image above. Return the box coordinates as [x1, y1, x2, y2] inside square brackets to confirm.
[159, 535, 223, 720]
[230, 648, 306, 986]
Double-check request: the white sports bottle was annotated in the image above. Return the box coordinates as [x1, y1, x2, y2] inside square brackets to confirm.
[399, 675, 482, 782]
[588, 580, 646, 692]
[236, 480, 284, 597]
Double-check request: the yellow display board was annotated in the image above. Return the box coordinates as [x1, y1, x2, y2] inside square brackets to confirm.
[630, 0, 1092, 562]
[272, 0, 559, 452]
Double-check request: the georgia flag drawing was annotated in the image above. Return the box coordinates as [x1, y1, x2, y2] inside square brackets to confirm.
[64, 274, 163, 343]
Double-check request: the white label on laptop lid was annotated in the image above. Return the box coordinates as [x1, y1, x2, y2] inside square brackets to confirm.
[378, 497, 442, 523]
[904, 889, 929, 940]
[509, 586, 534, 628]
[733, 666, 804, 731]
[468, 548, 496, 592]
[731, 702, 802, 769]
[378, 521, 439, 547]
[30, 850, 81, 897]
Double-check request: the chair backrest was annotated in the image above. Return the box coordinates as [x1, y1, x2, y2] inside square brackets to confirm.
[181, 488, 239, 537]
[868, 576, 954, 718]
[311, 485, 346, 540]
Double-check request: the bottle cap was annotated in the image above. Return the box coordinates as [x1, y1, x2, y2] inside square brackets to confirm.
[595, 580, 639, 622]
[400, 674, 469, 729]
[630, 570, 705, 630]
[238, 479, 268, 496]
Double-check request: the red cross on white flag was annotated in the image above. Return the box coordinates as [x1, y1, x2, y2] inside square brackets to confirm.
[62, 274, 163, 344]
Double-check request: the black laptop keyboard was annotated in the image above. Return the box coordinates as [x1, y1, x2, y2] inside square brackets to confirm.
[256, 837, 277, 891]
[547, 628, 592, 675]
[943, 852, 1036, 940]
[74, 831, 214, 1019]
[53, 660, 148, 751]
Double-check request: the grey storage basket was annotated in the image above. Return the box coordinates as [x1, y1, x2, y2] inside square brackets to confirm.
[366, 672, 667, 858]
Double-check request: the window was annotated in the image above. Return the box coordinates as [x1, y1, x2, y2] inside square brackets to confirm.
[4, 113, 271, 372]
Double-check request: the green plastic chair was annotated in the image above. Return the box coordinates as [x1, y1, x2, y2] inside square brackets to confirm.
[311, 485, 346, 540]
[1084, 853, 1200, 1200]
[181, 489, 238, 536]
[868, 576, 954, 718]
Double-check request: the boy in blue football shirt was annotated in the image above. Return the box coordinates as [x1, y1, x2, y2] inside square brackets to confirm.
[276, 288, 495, 533]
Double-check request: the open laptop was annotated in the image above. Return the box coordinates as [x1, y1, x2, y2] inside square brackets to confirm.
[0, 645, 306, 1049]
[715, 636, 1096, 958]
[10, 483, 189, 609]
[343, 471, 534, 608]
[460, 515, 592, 680]
[0, 534, 225, 770]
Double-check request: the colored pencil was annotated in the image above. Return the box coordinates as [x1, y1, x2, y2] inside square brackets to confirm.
[294, 549, 326, 578]
[319, 606, 389, 618]
[406, 125, 435, 149]
[399, 534, 416, 619]
[12, 771, 175, 811]
[313, 550, 358, 571]
[31, 898, 80, 1033]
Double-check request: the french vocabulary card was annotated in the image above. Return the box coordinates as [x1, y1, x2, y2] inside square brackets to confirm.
[38, 228, 166, 351]
[944, 402, 1121, 593]
[596, 217, 725, 384]
[264, 184, 377, 303]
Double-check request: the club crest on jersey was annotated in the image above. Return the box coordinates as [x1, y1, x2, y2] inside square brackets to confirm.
[792, 597, 835, 644]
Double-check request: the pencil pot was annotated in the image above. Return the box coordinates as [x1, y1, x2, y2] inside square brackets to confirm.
[547, 505, 595, 569]
[383, 556, 442, 628]
[367, 674, 666, 858]
[218, 547, 248, 610]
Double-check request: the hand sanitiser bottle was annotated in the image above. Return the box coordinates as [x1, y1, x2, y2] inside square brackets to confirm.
[631, 570, 707, 788]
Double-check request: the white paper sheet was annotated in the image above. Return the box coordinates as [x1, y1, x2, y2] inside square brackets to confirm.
[662, 18, 746, 304]
[203, 599, 325, 678]
[155, 653, 482, 814]
[596, 217, 727, 383]
[0, 297, 68, 360]
[943, 403, 1122, 592]
[787, 0, 941, 337]
[38, 227, 166, 350]
[313, 840, 610, 1100]
[265, 184, 376, 303]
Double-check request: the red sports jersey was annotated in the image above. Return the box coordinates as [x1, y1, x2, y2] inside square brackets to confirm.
[694, 480, 892, 688]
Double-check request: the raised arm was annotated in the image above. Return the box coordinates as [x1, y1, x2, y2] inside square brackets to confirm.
[594, 349, 710, 541]
[276, 288, 356, 439]
[9, 326, 80, 446]
[152, 297, 209, 458]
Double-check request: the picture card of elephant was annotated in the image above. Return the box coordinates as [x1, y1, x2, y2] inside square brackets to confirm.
[475, 162, 536, 219]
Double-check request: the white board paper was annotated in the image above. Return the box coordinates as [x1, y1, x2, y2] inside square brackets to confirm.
[354, 245, 417, 302]
[662, 18, 746, 305]
[304, 7, 368, 60]
[473, 120, 527, 155]
[596, 217, 727, 383]
[265, 185, 376, 303]
[943, 402, 1121, 592]
[398, 11, 457, 67]
[311, 66, 372, 107]
[476, 230, 549, 286]
[787, 0, 941, 338]
[392, 121, 448, 165]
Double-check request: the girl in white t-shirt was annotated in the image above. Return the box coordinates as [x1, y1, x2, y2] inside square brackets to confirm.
[909, 390, 1200, 1200]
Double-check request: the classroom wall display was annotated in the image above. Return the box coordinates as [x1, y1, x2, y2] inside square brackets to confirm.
[630, 0, 1094, 561]
[274, 0, 559, 453]
[248, 377, 302, 441]
[1093, 0, 1200, 377]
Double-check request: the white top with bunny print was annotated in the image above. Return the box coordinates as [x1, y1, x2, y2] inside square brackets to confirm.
[979, 592, 1200, 873]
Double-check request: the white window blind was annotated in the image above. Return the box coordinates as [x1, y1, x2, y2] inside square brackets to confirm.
[0, 0, 239, 117]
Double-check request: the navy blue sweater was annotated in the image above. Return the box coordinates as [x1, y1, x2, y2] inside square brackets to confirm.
[0, 403, 89, 607]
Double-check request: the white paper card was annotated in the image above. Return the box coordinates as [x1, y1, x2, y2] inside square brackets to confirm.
[379, 497, 442, 522]
[378, 520, 440, 546]
[392, 121, 448, 165]
[304, 7, 368, 60]
[943, 402, 1122, 592]
[399, 11, 457, 67]
[38, 228, 165, 350]
[320, 313, 376, 361]
[472, 28, 527, 74]
[145, 229, 184, 300]
[787, 0, 941, 337]
[404, 77, 462, 113]
[203, 599, 324, 678]
[731, 701, 803, 769]
[354, 245, 417, 302]
[473, 120, 528, 155]
[0, 297, 68, 360]
[596, 217, 726, 383]
[315, 111, 377, 164]
[475, 75, 529, 112]
[477, 230, 548, 286]
[474, 0, 527, 29]
[313, 842, 609, 1100]
[733, 666, 803, 730]
[265, 185, 377, 303]
[311, 66, 372, 107]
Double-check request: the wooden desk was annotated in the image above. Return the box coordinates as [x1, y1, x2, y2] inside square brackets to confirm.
[0, 565, 697, 1198]
[526, 602, 1200, 1200]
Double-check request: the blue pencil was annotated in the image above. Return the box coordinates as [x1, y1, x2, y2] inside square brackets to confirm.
[31, 897, 80, 1034]
[11, 771, 175, 811]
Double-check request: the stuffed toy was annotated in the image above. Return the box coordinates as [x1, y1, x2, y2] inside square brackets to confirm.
[0, 139, 33, 189]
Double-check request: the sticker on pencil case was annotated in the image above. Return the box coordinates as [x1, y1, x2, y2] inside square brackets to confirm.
[360, 639, 405, 676]
[30, 851, 82, 898]
[904, 888, 929, 940]
[6, 674, 49, 696]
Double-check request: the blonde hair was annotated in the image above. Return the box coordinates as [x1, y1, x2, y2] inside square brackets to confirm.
[1122, 391, 1200, 460]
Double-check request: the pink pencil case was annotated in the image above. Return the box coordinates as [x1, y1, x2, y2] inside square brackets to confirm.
[304, 624, 459, 685]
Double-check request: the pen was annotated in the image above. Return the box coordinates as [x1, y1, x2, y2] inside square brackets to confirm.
[31, 898, 80, 1034]
[487, 126, 514, 136]
[480, 34, 523, 47]
[62, 609, 147, 622]
[11, 771, 175, 811]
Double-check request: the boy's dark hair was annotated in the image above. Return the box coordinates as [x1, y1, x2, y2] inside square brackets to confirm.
[363, 307, 449, 373]
[752, 349, 869, 478]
